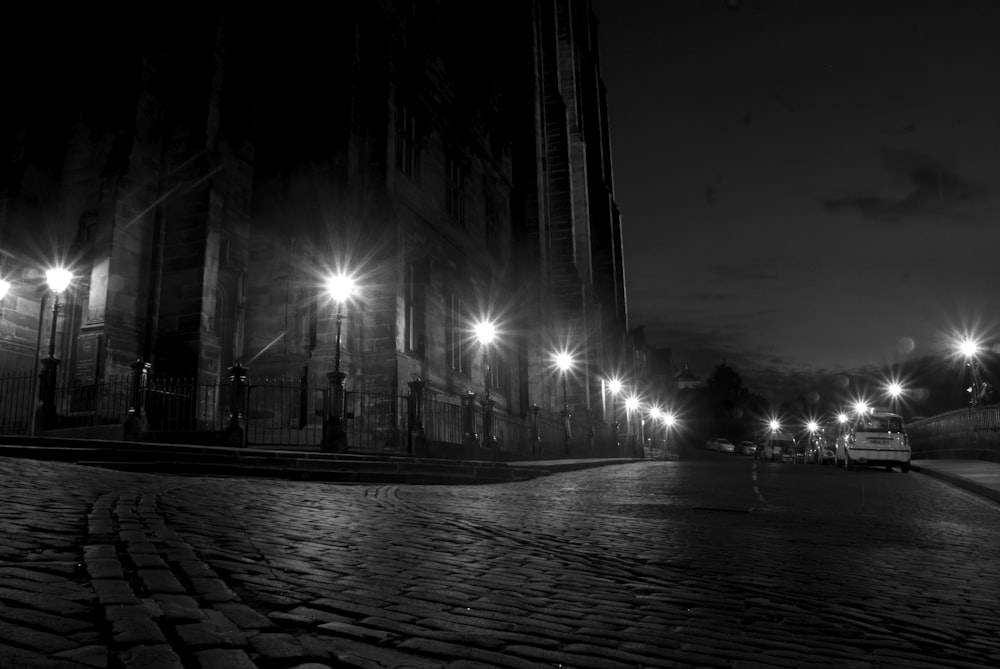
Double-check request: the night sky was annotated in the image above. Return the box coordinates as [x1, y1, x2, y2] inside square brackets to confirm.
[592, 0, 1000, 411]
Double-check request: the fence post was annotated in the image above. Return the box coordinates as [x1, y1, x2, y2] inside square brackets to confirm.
[529, 403, 540, 458]
[225, 362, 247, 447]
[407, 377, 427, 456]
[462, 391, 479, 449]
[323, 370, 348, 452]
[123, 358, 151, 440]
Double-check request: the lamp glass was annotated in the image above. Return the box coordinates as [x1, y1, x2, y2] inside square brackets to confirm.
[473, 320, 496, 345]
[0, 279, 10, 300]
[46, 268, 73, 293]
[326, 274, 356, 303]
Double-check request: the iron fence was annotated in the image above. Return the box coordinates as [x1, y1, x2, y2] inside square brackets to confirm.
[0, 370, 632, 458]
[907, 404, 1000, 458]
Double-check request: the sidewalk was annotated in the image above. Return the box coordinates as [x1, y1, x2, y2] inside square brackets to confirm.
[910, 458, 1000, 505]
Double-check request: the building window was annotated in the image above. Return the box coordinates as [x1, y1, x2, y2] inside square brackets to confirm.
[404, 261, 425, 356]
[445, 292, 468, 373]
[396, 105, 418, 178]
[487, 346, 510, 397]
[446, 156, 465, 224]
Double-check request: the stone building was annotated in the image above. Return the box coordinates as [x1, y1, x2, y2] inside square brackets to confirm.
[0, 1, 631, 437]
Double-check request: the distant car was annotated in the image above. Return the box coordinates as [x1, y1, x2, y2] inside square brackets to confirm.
[706, 437, 734, 453]
[791, 440, 808, 464]
[762, 431, 796, 462]
[806, 426, 837, 465]
[738, 440, 757, 456]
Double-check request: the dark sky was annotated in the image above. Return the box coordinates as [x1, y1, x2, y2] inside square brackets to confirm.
[592, 0, 1000, 406]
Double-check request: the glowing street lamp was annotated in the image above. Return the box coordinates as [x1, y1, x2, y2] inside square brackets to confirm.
[625, 395, 642, 447]
[36, 267, 74, 431]
[323, 272, 357, 452]
[885, 380, 904, 412]
[554, 351, 574, 455]
[0, 278, 10, 301]
[474, 318, 498, 450]
[607, 377, 623, 432]
[958, 337, 986, 410]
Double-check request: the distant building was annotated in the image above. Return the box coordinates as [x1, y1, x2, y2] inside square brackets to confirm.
[0, 2, 630, 428]
[674, 364, 703, 390]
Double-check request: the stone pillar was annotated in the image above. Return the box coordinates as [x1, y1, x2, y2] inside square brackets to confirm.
[407, 378, 427, 456]
[123, 358, 152, 440]
[323, 370, 348, 452]
[462, 391, 479, 449]
[528, 403, 540, 458]
[225, 362, 247, 447]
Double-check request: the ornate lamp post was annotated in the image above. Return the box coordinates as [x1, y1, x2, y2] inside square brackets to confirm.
[555, 351, 574, 455]
[958, 337, 986, 410]
[662, 410, 676, 460]
[36, 268, 73, 431]
[473, 319, 498, 451]
[323, 273, 356, 453]
[607, 377, 622, 432]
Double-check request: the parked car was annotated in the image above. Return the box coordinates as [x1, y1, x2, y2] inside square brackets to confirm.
[761, 431, 796, 462]
[738, 440, 757, 456]
[706, 437, 735, 453]
[806, 423, 838, 464]
[835, 410, 911, 472]
[791, 439, 808, 463]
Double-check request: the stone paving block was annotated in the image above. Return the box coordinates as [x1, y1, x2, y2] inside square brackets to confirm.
[115, 643, 184, 669]
[0, 619, 78, 653]
[396, 637, 541, 669]
[53, 643, 110, 668]
[175, 559, 216, 579]
[299, 635, 445, 669]
[150, 594, 207, 621]
[119, 530, 146, 543]
[131, 553, 169, 570]
[138, 568, 186, 594]
[193, 648, 258, 668]
[0, 605, 93, 636]
[176, 610, 249, 649]
[87, 557, 125, 580]
[212, 602, 273, 630]
[126, 542, 158, 554]
[248, 631, 308, 659]
[0, 586, 91, 616]
[93, 578, 140, 606]
[0, 640, 71, 669]
[106, 605, 168, 646]
[316, 620, 399, 643]
[189, 577, 238, 602]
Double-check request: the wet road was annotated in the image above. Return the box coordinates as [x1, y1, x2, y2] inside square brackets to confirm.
[1, 451, 999, 667]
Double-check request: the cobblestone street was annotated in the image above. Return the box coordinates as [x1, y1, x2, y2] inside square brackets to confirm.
[2, 455, 1000, 668]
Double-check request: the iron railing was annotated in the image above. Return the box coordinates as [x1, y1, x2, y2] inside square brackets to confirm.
[0, 371, 634, 459]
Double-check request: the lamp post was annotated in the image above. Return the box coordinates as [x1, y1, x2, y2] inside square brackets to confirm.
[625, 396, 641, 456]
[323, 273, 356, 453]
[35, 268, 73, 432]
[958, 338, 986, 410]
[473, 319, 498, 451]
[662, 410, 676, 460]
[607, 377, 623, 453]
[555, 351, 574, 455]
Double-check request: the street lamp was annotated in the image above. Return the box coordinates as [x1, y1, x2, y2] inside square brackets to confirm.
[474, 319, 498, 450]
[885, 380, 904, 412]
[555, 351, 574, 455]
[36, 267, 73, 431]
[323, 272, 356, 452]
[625, 396, 642, 453]
[0, 279, 9, 301]
[607, 377, 622, 432]
[661, 410, 677, 460]
[958, 337, 986, 410]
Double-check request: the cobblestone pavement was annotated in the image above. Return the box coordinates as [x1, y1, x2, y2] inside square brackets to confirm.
[1, 455, 999, 668]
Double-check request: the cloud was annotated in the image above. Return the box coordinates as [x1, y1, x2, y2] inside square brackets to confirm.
[822, 149, 990, 223]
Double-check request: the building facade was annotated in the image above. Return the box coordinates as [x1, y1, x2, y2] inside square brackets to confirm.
[0, 1, 634, 444]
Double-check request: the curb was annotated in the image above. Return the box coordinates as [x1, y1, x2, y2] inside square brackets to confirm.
[910, 463, 1000, 505]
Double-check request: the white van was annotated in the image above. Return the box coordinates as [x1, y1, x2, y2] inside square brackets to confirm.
[835, 410, 911, 472]
[760, 431, 796, 462]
